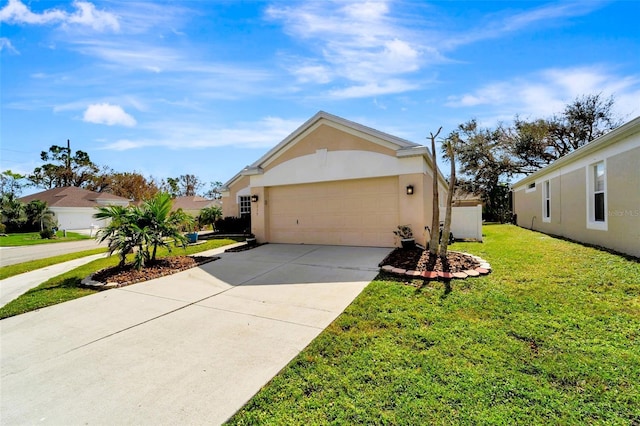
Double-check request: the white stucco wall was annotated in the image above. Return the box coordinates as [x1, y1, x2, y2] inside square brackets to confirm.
[250, 150, 427, 187]
[51, 207, 107, 231]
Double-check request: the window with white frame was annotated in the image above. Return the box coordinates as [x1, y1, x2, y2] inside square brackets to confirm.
[543, 180, 551, 222]
[239, 195, 251, 217]
[587, 161, 607, 230]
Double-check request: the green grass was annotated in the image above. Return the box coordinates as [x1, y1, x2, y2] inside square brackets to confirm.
[227, 225, 640, 425]
[0, 248, 109, 280]
[0, 231, 92, 246]
[0, 239, 239, 320]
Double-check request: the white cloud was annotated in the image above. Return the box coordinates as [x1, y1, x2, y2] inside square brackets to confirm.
[70, 40, 272, 94]
[102, 116, 302, 151]
[267, 1, 609, 100]
[0, 0, 65, 24]
[0, 0, 119, 32]
[83, 103, 137, 127]
[446, 66, 640, 119]
[66, 1, 119, 32]
[328, 79, 419, 99]
[443, 2, 605, 49]
[0, 37, 18, 53]
[266, 0, 428, 98]
[291, 63, 333, 84]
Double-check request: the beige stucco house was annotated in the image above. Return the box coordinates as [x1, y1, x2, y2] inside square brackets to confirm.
[512, 115, 640, 258]
[222, 111, 463, 247]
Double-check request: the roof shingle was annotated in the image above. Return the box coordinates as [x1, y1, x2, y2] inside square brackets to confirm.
[19, 187, 130, 208]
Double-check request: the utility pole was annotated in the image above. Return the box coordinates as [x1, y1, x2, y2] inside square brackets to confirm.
[66, 139, 72, 186]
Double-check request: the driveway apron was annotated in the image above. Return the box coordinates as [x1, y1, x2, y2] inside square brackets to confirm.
[0, 244, 391, 425]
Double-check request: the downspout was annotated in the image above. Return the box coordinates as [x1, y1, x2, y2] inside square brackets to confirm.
[531, 215, 536, 230]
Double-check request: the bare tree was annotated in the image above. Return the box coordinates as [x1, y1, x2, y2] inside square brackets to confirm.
[428, 127, 442, 256]
[439, 134, 457, 258]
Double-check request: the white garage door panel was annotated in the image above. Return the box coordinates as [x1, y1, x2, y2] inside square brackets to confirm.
[267, 177, 398, 247]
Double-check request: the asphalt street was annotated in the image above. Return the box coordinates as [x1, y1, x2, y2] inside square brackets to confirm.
[0, 239, 107, 267]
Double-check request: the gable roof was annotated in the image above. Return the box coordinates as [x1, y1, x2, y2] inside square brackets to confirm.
[223, 111, 434, 189]
[512, 115, 640, 188]
[171, 196, 220, 211]
[19, 187, 130, 208]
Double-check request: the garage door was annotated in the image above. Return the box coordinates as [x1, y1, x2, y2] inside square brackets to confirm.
[267, 177, 398, 247]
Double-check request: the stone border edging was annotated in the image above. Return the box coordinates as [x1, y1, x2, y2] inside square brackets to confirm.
[379, 251, 491, 281]
[81, 256, 220, 289]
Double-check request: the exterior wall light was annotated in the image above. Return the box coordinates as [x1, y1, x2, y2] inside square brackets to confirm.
[251, 194, 259, 202]
[406, 185, 414, 195]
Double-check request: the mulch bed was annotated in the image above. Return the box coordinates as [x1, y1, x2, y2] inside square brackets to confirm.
[89, 255, 219, 287]
[379, 248, 480, 273]
[379, 247, 491, 283]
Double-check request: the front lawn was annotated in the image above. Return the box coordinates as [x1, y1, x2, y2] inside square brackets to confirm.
[228, 225, 640, 425]
[0, 239, 239, 319]
[0, 231, 92, 246]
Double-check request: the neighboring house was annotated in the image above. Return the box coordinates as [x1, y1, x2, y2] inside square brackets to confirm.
[222, 111, 481, 247]
[171, 196, 221, 218]
[512, 116, 640, 258]
[19, 187, 130, 231]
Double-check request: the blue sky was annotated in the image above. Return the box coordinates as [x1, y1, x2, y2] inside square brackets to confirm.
[2, 0, 639, 196]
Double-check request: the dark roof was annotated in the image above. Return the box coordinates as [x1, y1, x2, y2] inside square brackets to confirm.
[19, 187, 130, 208]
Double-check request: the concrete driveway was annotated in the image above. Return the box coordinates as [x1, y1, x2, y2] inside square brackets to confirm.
[0, 243, 391, 425]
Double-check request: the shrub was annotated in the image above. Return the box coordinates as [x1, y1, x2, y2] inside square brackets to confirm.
[0, 223, 6, 234]
[40, 228, 56, 239]
[214, 216, 251, 234]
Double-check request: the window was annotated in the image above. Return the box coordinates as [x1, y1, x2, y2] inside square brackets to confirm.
[594, 163, 605, 221]
[239, 195, 251, 217]
[587, 161, 607, 230]
[543, 180, 550, 222]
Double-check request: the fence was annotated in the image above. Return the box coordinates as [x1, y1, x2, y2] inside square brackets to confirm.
[449, 204, 483, 241]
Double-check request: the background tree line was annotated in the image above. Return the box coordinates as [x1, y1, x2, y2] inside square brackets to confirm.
[444, 93, 620, 222]
[1, 146, 224, 235]
[1, 144, 224, 202]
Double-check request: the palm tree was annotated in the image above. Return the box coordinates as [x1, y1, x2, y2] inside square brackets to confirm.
[197, 205, 222, 231]
[140, 192, 193, 262]
[94, 205, 142, 268]
[94, 193, 194, 270]
[25, 200, 56, 232]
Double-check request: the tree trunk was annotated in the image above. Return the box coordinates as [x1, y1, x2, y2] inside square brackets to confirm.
[439, 141, 456, 258]
[429, 127, 442, 256]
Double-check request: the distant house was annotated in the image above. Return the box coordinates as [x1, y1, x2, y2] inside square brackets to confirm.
[171, 196, 221, 218]
[221, 111, 483, 247]
[512, 116, 640, 258]
[19, 187, 130, 231]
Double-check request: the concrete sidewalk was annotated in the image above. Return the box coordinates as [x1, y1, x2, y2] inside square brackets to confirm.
[0, 253, 108, 307]
[0, 244, 391, 425]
